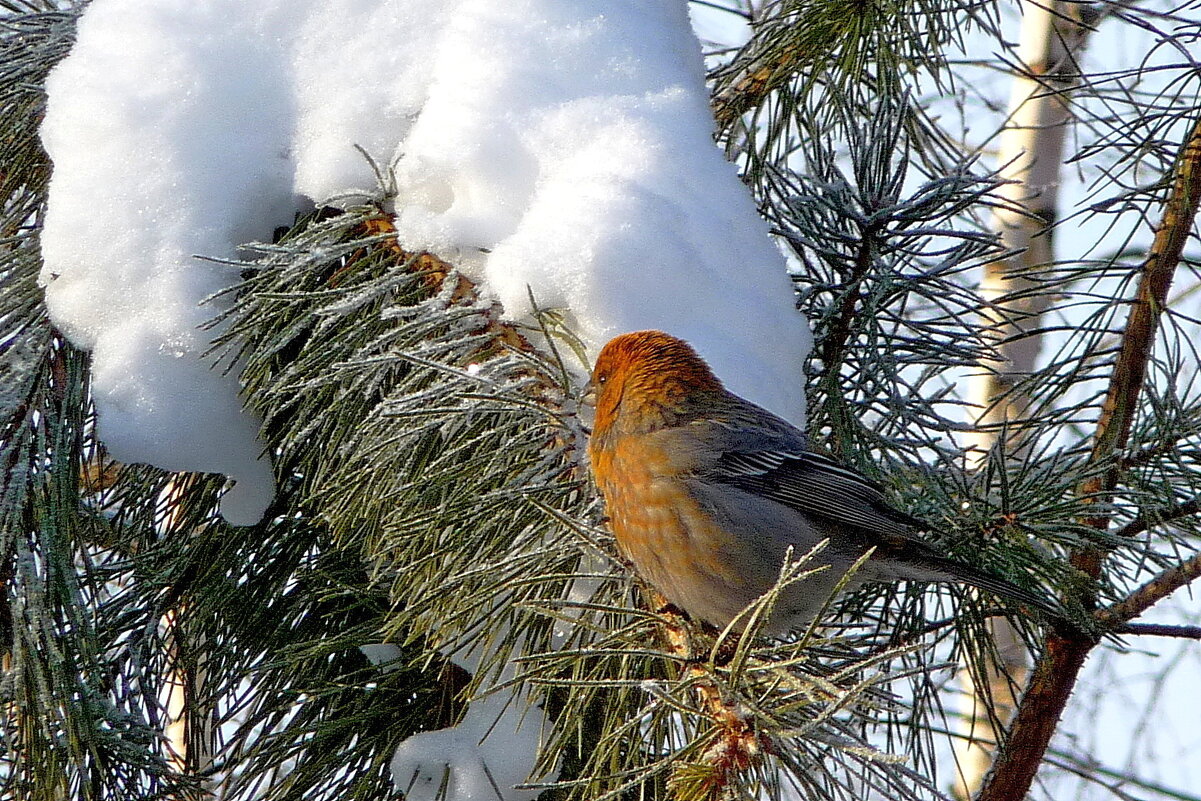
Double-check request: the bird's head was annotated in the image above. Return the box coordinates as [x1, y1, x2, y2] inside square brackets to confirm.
[586, 330, 724, 437]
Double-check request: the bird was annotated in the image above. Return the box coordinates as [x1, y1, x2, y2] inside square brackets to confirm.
[585, 329, 1057, 634]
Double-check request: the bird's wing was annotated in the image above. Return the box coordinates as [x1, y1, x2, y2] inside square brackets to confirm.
[701, 444, 928, 543]
[699, 440, 1063, 616]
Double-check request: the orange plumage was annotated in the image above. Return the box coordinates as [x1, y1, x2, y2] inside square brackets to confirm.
[586, 330, 1056, 633]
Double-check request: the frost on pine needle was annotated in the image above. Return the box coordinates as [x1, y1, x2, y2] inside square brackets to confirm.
[217, 210, 581, 801]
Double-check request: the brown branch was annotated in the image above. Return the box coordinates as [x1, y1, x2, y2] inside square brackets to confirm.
[1112, 623, 1201, 639]
[648, 588, 767, 799]
[976, 112, 1201, 801]
[1113, 497, 1201, 540]
[818, 228, 877, 372]
[1076, 110, 1201, 568]
[817, 228, 880, 458]
[357, 216, 536, 358]
[1096, 551, 1201, 628]
[710, 42, 806, 133]
[1120, 435, 1195, 470]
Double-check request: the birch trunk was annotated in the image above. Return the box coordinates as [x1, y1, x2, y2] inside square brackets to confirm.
[956, 2, 1091, 797]
[159, 476, 216, 792]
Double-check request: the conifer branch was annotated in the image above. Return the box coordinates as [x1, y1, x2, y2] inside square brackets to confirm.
[711, 40, 804, 132]
[1112, 497, 1201, 540]
[1098, 552, 1201, 629]
[976, 111, 1201, 801]
[649, 590, 770, 800]
[1112, 623, 1201, 639]
[356, 216, 537, 358]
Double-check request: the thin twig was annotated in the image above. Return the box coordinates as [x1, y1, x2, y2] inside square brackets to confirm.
[1112, 497, 1201, 539]
[1120, 435, 1197, 470]
[1111, 622, 1201, 639]
[1097, 551, 1201, 628]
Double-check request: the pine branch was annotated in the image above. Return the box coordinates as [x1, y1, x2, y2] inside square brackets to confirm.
[1097, 552, 1201, 629]
[652, 596, 768, 800]
[1111, 623, 1201, 639]
[211, 209, 589, 800]
[1112, 497, 1201, 540]
[976, 111, 1201, 801]
[711, 37, 804, 133]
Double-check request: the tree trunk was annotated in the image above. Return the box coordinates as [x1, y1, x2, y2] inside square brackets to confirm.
[957, 2, 1091, 797]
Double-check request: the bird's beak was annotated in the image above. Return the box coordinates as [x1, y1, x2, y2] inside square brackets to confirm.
[577, 379, 597, 434]
[580, 378, 598, 408]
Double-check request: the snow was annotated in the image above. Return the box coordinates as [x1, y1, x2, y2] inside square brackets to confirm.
[39, 0, 298, 524]
[390, 680, 554, 801]
[362, 635, 555, 800]
[360, 636, 557, 799]
[383, 629, 557, 801]
[383, 0, 812, 419]
[40, 0, 811, 529]
[358, 643, 405, 672]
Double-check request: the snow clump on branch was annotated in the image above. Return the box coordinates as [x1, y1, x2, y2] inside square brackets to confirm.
[40, 2, 810, 529]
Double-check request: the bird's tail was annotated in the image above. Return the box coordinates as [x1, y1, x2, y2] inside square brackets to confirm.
[897, 552, 1064, 621]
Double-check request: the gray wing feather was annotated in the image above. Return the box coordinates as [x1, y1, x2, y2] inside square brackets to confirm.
[690, 421, 1062, 618]
[703, 444, 926, 540]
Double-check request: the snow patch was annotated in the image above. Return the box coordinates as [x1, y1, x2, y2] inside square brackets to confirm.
[390, 632, 556, 801]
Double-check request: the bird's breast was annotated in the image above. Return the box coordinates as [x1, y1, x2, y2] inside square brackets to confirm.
[590, 436, 759, 625]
